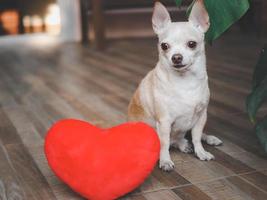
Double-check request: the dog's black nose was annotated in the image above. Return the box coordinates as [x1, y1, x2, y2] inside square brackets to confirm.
[172, 54, 183, 64]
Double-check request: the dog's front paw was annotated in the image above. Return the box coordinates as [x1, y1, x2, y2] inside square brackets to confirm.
[206, 135, 223, 146]
[195, 150, 214, 161]
[159, 159, 174, 171]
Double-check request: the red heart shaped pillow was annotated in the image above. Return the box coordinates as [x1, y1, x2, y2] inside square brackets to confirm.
[45, 119, 160, 200]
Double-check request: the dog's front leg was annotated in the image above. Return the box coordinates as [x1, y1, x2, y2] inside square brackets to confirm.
[192, 109, 214, 161]
[156, 119, 174, 171]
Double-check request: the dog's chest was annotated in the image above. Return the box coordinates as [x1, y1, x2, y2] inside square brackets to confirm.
[165, 83, 209, 131]
[172, 102, 205, 131]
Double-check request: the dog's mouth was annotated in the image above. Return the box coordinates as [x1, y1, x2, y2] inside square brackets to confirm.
[173, 63, 191, 71]
[173, 64, 187, 69]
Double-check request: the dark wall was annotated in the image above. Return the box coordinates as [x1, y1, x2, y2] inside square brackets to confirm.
[101, 0, 176, 9]
[87, 0, 189, 10]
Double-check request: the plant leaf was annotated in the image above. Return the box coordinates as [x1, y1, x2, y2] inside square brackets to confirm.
[186, 0, 250, 43]
[175, 0, 183, 6]
[246, 78, 267, 123]
[255, 116, 267, 153]
[252, 45, 267, 90]
[205, 0, 250, 43]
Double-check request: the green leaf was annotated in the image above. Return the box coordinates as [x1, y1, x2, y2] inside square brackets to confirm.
[204, 0, 250, 43]
[255, 116, 267, 153]
[175, 0, 183, 6]
[246, 78, 267, 123]
[185, 0, 250, 43]
[252, 45, 267, 90]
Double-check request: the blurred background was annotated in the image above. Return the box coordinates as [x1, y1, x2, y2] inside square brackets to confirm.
[0, 0, 60, 36]
[0, 0, 266, 45]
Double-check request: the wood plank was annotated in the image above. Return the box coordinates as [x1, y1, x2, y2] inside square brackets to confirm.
[195, 176, 267, 200]
[0, 107, 22, 145]
[205, 145, 254, 174]
[0, 141, 25, 200]
[4, 143, 56, 200]
[227, 176, 267, 200]
[172, 185, 212, 200]
[144, 189, 183, 200]
[241, 171, 267, 192]
[173, 158, 234, 184]
[151, 167, 190, 187]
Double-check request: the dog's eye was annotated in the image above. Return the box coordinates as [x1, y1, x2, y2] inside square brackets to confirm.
[187, 41, 197, 49]
[161, 43, 169, 51]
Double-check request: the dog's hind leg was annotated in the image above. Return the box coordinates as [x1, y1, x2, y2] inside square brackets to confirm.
[201, 133, 223, 146]
[171, 131, 193, 153]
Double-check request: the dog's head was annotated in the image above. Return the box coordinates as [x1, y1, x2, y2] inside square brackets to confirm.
[152, 0, 209, 72]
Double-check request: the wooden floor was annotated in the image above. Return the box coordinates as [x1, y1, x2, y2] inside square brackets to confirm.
[0, 33, 267, 200]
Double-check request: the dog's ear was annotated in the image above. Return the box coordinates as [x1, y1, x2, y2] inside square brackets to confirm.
[152, 2, 171, 34]
[189, 0, 210, 33]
